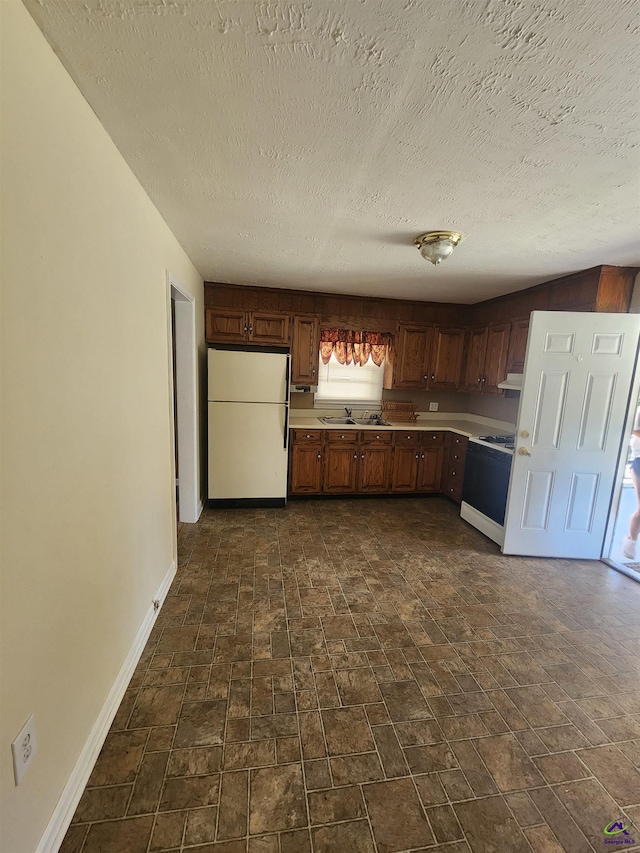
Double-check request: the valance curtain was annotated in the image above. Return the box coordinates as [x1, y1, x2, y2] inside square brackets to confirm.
[320, 329, 390, 367]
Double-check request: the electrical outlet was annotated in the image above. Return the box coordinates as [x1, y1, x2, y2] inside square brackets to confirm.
[11, 715, 36, 785]
[429, 402, 439, 412]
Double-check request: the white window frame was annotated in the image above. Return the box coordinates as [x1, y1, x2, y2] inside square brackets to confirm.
[314, 350, 385, 409]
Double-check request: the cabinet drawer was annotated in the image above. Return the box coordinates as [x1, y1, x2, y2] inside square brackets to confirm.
[446, 467, 465, 486]
[445, 482, 464, 503]
[292, 429, 323, 443]
[394, 431, 421, 446]
[421, 432, 446, 446]
[326, 429, 358, 444]
[448, 434, 469, 448]
[361, 431, 393, 445]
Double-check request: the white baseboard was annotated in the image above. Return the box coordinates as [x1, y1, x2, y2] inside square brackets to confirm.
[37, 560, 177, 853]
[196, 496, 205, 520]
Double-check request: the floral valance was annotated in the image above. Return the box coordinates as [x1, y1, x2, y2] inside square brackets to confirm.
[320, 329, 390, 367]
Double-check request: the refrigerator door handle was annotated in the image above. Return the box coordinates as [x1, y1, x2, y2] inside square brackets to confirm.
[283, 403, 289, 450]
[283, 352, 291, 449]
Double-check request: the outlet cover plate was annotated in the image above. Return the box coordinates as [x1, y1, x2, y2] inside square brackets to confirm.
[12, 714, 36, 785]
[429, 402, 438, 411]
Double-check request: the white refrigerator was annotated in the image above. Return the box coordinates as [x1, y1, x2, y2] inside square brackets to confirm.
[207, 348, 290, 504]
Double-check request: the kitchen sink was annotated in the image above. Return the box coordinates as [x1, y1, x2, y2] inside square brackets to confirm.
[352, 418, 390, 426]
[319, 417, 356, 425]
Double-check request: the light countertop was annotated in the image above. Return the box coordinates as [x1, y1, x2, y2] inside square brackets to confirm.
[289, 415, 514, 439]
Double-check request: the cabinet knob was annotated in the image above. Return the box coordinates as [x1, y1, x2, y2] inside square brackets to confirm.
[244, 324, 248, 333]
[376, 435, 380, 439]
[450, 487, 455, 493]
[407, 435, 411, 439]
[317, 453, 321, 460]
[415, 454, 419, 459]
[421, 454, 425, 459]
[452, 471, 456, 476]
[361, 453, 365, 459]
[431, 374, 435, 381]
[477, 377, 482, 383]
[305, 434, 312, 438]
[423, 374, 428, 380]
[248, 324, 253, 333]
[312, 367, 316, 375]
[340, 434, 346, 439]
[481, 377, 486, 383]
[353, 454, 358, 459]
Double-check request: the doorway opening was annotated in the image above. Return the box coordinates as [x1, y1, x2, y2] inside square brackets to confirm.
[604, 386, 640, 583]
[168, 273, 201, 525]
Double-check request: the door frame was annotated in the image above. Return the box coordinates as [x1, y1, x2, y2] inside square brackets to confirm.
[167, 272, 200, 523]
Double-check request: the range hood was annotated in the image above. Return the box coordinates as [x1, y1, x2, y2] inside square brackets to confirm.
[497, 373, 523, 391]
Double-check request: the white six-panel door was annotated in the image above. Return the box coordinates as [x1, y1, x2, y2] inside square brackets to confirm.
[503, 311, 640, 559]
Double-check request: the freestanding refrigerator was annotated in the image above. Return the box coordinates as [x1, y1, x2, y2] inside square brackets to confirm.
[207, 348, 290, 505]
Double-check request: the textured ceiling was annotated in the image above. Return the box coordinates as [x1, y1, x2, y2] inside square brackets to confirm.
[24, 0, 640, 302]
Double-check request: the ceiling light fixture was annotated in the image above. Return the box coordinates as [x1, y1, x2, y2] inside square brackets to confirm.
[414, 231, 462, 266]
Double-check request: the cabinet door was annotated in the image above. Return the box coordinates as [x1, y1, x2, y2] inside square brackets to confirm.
[417, 447, 444, 491]
[289, 444, 323, 494]
[291, 316, 320, 384]
[249, 312, 291, 345]
[391, 446, 419, 492]
[483, 323, 511, 394]
[428, 327, 465, 390]
[506, 317, 530, 374]
[390, 325, 433, 389]
[205, 308, 247, 343]
[358, 445, 392, 493]
[461, 328, 488, 393]
[323, 445, 358, 493]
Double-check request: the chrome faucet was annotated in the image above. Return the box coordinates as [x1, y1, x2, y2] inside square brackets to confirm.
[344, 407, 352, 418]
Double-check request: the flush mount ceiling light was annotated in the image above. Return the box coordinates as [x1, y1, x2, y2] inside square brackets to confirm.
[414, 231, 462, 266]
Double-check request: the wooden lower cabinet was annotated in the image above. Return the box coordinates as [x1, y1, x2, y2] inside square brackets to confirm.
[289, 442, 323, 494]
[323, 444, 359, 493]
[289, 429, 461, 497]
[358, 445, 393, 492]
[391, 445, 420, 492]
[417, 447, 444, 491]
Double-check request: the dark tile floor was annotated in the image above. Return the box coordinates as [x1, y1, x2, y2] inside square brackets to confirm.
[61, 497, 640, 853]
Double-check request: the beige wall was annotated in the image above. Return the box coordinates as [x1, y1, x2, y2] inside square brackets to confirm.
[0, 4, 204, 851]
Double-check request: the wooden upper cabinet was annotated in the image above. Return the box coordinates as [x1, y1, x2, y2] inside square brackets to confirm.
[291, 315, 320, 384]
[428, 327, 465, 390]
[384, 325, 433, 389]
[248, 311, 290, 344]
[483, 323, 511, 394]
[205, 307, 247, 343]
[462, 323, 510, 394]
[206, 308, 290, 345]
[461, 327, 488, 393]
[506, 317, 530, 374]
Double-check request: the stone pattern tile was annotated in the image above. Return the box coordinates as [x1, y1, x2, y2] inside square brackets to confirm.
[60, 497, 640, 852]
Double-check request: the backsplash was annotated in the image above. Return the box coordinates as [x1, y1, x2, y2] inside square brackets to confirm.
[466, 392, 520, 424]
[289, 388, 468, 412]
[290, 386, 519, 425]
